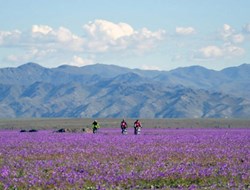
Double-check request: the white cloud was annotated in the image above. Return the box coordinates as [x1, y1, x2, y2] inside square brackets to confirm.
[231, 34, 244, 43]
[83, 19, 134, 40]
[83, 19, 166, 53]
[0, 30, 21, 45]
[69, 55, 94, 67]
[5, 48, 57, 63]
[5, 54, 19, 62]
[56, 27, 84, 51]
[224, 45, 245, 57]
[142, 65, 161, 71]
[219, 24, 245, 44]
[198, 46, 223, 59]
[194, 44, 245, 60]
[30, 25, 84, 51]
[56, 27, 79, 43]
[175, 27, 196, 35]
[1, 20, 166, 66]
[138, 27, 165, 39]
[5, 52, 32, 63]
[131, 28, 165, 52]
[32, 25, 53, 35]
[221, 24, 234, 40]
[57, 27, 74, 42]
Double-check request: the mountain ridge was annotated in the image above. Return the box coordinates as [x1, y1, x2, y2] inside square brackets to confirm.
[0, 62, 249, 118]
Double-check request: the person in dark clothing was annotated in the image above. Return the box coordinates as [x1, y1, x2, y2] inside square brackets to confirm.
[92, 120, 100, 134]
[134, 119, 142, 135]
[120, 119, 128, 134]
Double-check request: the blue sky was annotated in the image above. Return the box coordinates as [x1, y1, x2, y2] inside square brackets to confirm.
[0, 0, 250, 70]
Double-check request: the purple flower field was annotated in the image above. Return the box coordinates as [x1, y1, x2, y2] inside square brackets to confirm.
[0, 128, 249, 189]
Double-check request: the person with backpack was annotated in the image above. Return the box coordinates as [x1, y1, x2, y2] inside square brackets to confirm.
[120, 119, 128, 135]
[92, 120, 100, 134]
[134, 119, 142, 135]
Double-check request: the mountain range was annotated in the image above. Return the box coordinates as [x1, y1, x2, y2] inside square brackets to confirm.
[0, 62, 250, 118]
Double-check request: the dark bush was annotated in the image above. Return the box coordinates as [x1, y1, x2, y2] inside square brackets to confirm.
[29, 129, 38, 132]
[56, 128, 66, 133]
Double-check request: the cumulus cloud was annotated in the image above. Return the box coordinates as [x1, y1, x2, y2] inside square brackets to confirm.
[3, 20, 250, 69]
[175, 27, 196, 35]
[83, 19, 166, 53]
[32, 25, 53, 35]
[30, 25, 84, 51]
[56, 27, 85, 51]
[5, 48, 57, 63]
[220, 24, 234, 40]
[1, 20, 166, 66]
[194, 44, 245, 60]
[83, 19, 134, 40]
[224, 45, 245, 57]
[0, 25, 84, 53]
[198, 46, 223, 59]
[219, 24, 245, 44]
[131, 28, 166, 52]
[0, 30, 21, 45]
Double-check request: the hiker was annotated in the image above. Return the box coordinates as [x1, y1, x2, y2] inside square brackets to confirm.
[120, 119, 128, 135]
[134, 119, 142, 135]
[92, 120, 100, 134]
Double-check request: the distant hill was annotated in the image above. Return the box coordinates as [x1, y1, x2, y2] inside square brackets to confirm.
[0, 62, 249, 118]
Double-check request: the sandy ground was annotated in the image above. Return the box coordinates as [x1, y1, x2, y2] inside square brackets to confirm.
[0, 118, 250, 130]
